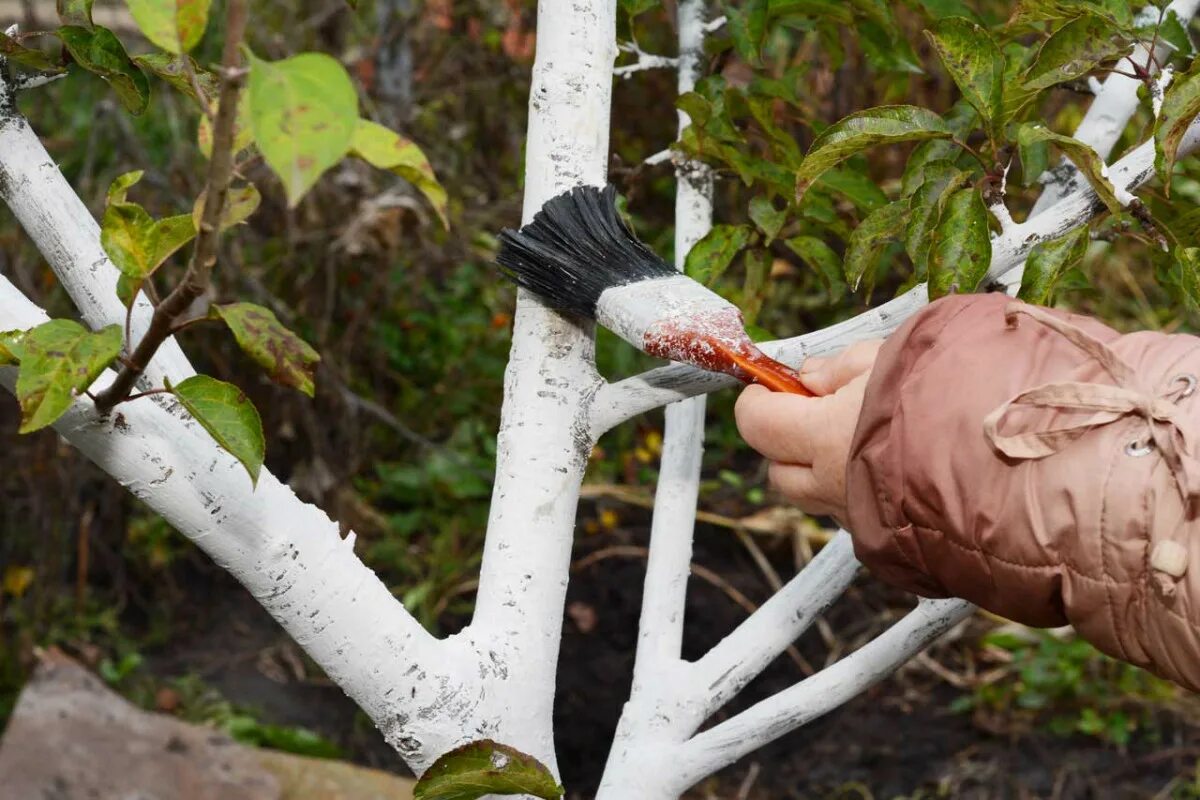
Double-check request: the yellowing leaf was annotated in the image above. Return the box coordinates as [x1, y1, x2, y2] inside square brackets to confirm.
[192, 184, 262, 232]
[3, 565, 35, 598]
[126, 0, 212, 54]
[13, 320, 123, 433]
[247, 51, 358, 206]
[169, 375, 265, 485]
[100, 172, 197, 278]
[795, 106, 951, 201]
[198, 90, 254, 157]
[414, 740, 563, 800]
[351, 119, 449, 229]
[924, 18, 1003, 139]
[134, 52, 219, 107]
[210, 303, 320, 396]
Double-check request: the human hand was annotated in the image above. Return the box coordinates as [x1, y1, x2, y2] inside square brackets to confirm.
[734, 340, 883, 524]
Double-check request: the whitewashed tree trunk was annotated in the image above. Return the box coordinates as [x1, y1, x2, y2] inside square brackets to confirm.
[2, 4, 1199, 798]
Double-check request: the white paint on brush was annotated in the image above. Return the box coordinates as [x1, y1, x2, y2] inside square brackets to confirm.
[595, 274, 738, 347]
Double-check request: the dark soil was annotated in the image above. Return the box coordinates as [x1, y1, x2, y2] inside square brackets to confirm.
[136, 507, 1200, 800]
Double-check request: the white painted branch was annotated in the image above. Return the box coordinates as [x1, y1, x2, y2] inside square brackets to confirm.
[0, 274, 474, 774]
[592, 118, 1200, 427]
[614, 41, 678, 77]
[465, 0, 615, 777]
[600, 2, 713, 792]
[668, 599, 974, 793]
[0, 77, 192, 389]
[687, 531, 860, 718]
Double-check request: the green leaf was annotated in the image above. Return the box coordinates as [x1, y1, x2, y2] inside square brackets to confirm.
[57, 0, 94, 27]
[246, 51, 359, 206]
[126, 0, 212, 54]
[1009, 0, 1132, 29]
[858, 20, 924, 75]
[351, 120, 449, 229]
[192, 184, 262, 232]
[795, 106, 952, 201]
[1016, 124, 1124, 215]
[0, 33, 65, 73]
[1018, 226, 1089, 304]
[924, 17, 1004, 139]
[210, 303, 321, 396]
[100, 171, 197, 278]
[748, 196, 786, 242]
[1017, 128, 1050, 187]
[905, 162, 970, 277]
[770, 0, 853, 25]
[727, 0, 770, 65]
[928, 188, 992, 298]
[414, 740, 563, 800]
[0, 330, 23, 366]
[1156, 57, 1200, 194]
[1176, 246, 1200, 310]
[12, 320, 122, 433]
[1022, 15, 1133, 91]
[742, 247, 772, 324]
[817, 167, 889, 212]
[116, 274, 143, 309]
[58, 25, 151, 115]
[169, 375, 265, 485]
[901, 139, 967, 196]
[785, 235, 846, 299]
[845, 200, 909, 290]
[134, 53, 218, 106]
[684, 224, 755, 285]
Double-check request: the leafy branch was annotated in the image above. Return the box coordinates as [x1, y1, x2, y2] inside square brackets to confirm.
[93, 0, 248, 413]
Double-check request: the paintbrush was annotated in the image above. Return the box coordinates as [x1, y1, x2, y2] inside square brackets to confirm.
[496, 185, 813, 395]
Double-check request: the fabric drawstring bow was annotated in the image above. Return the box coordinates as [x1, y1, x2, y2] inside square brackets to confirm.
[983, 302, 1200, 598]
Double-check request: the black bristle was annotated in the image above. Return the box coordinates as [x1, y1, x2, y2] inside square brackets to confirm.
[496, 185, 677, 318]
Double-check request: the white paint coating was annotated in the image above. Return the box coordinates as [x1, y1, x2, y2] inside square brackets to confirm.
[595, 273, 737, 346]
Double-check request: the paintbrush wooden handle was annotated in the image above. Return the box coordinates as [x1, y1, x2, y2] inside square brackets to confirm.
[726, 349, 815, 396]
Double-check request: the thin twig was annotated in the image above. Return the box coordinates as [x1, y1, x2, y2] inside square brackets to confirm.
[93, 0, 249, 412]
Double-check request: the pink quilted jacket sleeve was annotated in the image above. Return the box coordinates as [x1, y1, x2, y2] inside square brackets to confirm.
[846, 293, 1200, 690]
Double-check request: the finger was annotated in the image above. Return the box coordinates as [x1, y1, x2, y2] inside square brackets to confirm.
[801, 339, 883, 396]
[767, 462, 838, 516]
[735, 384, 834, 464]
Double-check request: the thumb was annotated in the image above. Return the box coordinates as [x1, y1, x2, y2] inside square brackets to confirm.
[801, 339, 883, 395]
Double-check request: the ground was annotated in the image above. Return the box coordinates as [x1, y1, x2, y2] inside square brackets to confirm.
[118, 504, 1200, 800]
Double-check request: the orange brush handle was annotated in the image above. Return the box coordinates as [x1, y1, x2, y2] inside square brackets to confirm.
[726, 349, 815, 396]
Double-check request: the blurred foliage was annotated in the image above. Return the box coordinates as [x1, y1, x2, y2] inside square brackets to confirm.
[1, 0, 1200, 772]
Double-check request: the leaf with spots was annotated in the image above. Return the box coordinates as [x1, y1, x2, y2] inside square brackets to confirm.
[844, 200, 909, 291]
[198, 90, 254, 158]
[11, 320, 122, 433]
[192, 184, 261, 233]
[168, 375, 265, 485]
[1155, 57, 1200, 195]
[795, 106, 952, 201]
[246, 51, 359, 206]
[414, 740, 564, 800]
[785, 235, 846, 300]
[0, 330, 25, 366]
[924, 18, 1004, 140]
[905, 162, 970, 278]
[100, 171, 197, 278]
[1021, 15, 1133, 91]
[1015, 124, 1124, 215]
[0, 33, 65, 73]
[351, 119, 449, 229]
[126, 0, 212, 54]
[684, 224, 756, 286]
[928, 187, 992, 298]
[58, 25, 150, 115]
[1018, 226, 1089, 305]
[134, 53, 218, 107]
[210, 303, 320, 397]
[748, 196, 786, 242]
[56, 0, 94, 27]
